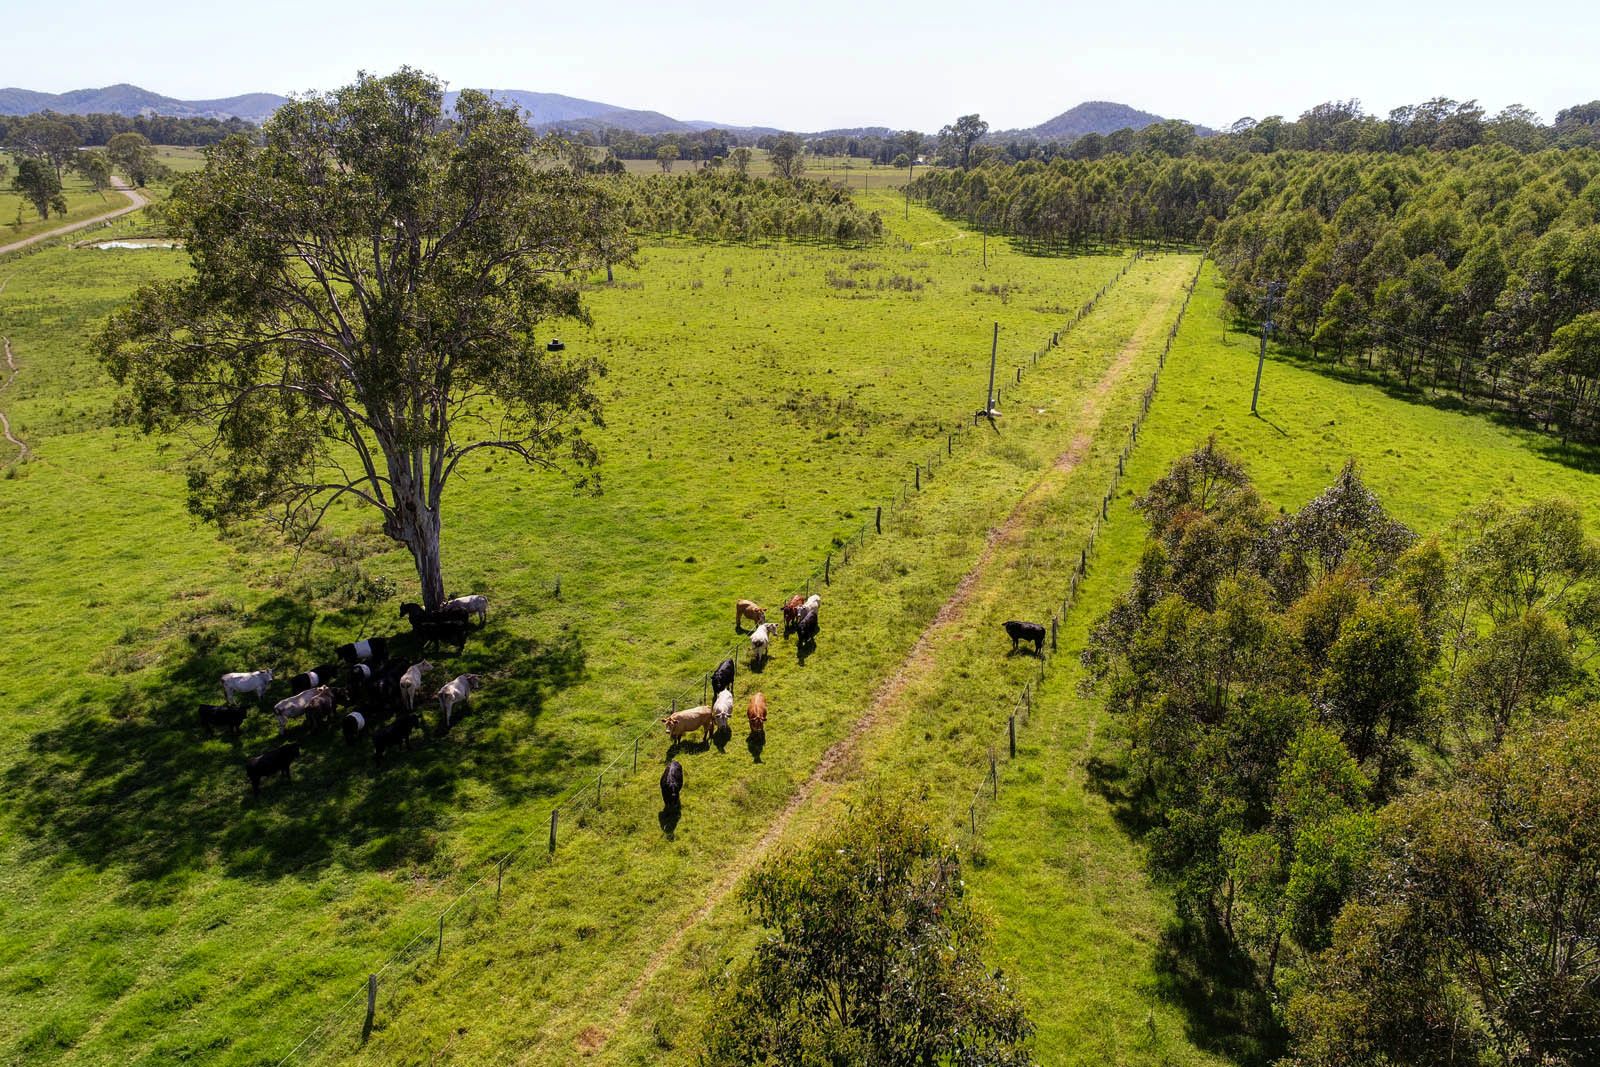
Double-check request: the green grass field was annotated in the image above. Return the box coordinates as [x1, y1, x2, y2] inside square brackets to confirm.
[0, 151, 133, 246]
[1, 191, 1144, 1065]
[6, 170, 1596, 1067]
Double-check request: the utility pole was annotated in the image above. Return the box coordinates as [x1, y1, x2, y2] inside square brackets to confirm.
[1250, 282, 1283, 416]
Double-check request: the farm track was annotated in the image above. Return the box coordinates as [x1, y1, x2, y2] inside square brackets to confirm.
[0, 270, 26, 461]
[0, 177, 150, 258]
[600, 260, 1191, 1047]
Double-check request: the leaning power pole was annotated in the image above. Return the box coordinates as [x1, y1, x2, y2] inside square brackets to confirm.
[1250, 282, 1283, 416]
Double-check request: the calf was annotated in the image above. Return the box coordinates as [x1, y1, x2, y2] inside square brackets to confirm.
[713, 688, 734, 729]
[711, 656, 735, 699]
[795, 604, 819, 647]
[1002, 620, 1047, 655]
[245, 741, 301, 796]
[335, 637, 389, 665]
[746, 692, 767, 735]
[198, 702, 246, 737]
[398, 660, 433, 711]
[661, 705, 716, 743]
[273, 685, 337, 734]
[734, 599, 766, 631]
[440, 594, 489, 625]
[290, 663, 341, 695]
[221, 669, 273, 706]
[749, 622, 772, 665]
[437, 673, 482, 727]
[373, 712, 421, 767]
[660, 759, 683, 808]
[781, 594, 805, 636]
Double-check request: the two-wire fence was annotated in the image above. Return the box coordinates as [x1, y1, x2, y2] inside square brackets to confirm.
[275, 249, 1149, 1066]
[959, 253, 1208, 845]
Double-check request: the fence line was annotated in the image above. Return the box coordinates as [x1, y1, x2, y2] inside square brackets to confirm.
[958, 253, 1208, 846]
[274, 249, 1151, 1065]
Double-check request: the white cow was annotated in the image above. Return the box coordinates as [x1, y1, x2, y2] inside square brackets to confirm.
[399, 660, 433, 711]
[749, 623, 772, 665]
[441, 594, 489, 625]
[802, 593, 822, 614]
[222, 669, 273, 705]
[713, 688, 734, 728]
[438, 673, 482, 726]
[273, 686, 335, 733]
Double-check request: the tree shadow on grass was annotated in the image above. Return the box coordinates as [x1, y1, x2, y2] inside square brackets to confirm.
[3, 597, 590, 886]
[1151, 916, 1286, 1066]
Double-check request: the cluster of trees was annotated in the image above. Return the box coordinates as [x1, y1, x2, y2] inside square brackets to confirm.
[617, 170, 883, 245]
[5, 112, 171, 213]
[570, 125, 930, 167]
[910, 144, 1600, 443]
[702, 799, 1034, 1065]
[1084, 442, 1600, 1065]
[0, 110, 251, 147]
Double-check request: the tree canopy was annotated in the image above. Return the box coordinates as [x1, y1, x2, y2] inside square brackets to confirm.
[96, 68, 634, 610]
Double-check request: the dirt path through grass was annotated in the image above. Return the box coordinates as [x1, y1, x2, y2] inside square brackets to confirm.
[0, 268, 27, 461]
[604, 260, 1189, 1040]
[0, 177, 150, 258]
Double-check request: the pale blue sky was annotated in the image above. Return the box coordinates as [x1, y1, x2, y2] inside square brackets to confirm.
[6, 0, 1594, 131]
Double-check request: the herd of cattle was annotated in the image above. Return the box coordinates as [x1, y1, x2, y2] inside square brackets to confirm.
[656, 593, 815, 811]
[202, 595, 490, 796]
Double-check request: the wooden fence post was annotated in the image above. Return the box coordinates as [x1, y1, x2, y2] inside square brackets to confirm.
[914, 464, 920, 490]
[596, 773, 603, 810]
[825, 554, 831, 585]
[549, 809, 558, 852]
[970, 804, 976, 835]
[1051, 617, 1058, 651]
[633, 736, 639, 772]
[497, 857, 504, 900]
[436, 913, 444, 961]
[363, 974, 377, 1043]
[876, 505, 882, 534]
[1009, 714, 1016, 758]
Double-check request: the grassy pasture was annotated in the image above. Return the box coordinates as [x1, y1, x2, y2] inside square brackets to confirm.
[0, 151, 132, 246]
[0, 193, 1143, 1064]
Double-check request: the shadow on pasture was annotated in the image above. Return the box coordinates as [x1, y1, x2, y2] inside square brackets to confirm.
[796, 639, 816, 667]
[746, 731, 765, 763]
[1250, 411, 1292, 438]
[1083, 753, 1165, 837]
[710, 724, 732, 753]
[667, 737, 711, 759]
[658, 802, 681, 838]
[3, 599, 590, 885]
[1151, 916, 1285, 1066]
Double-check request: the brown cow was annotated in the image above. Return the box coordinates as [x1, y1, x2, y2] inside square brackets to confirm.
[735, 599, 766, 631]
[746, 692, 767, 735]
[781, 594, 806, 636]
[661, 705, 717, 743]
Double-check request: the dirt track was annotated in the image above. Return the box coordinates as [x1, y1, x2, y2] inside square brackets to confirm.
[0, 176, 150, 259]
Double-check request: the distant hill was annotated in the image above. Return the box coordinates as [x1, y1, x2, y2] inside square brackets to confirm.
[0, 83, 287, 122]
[1003, 101, 1216, 141]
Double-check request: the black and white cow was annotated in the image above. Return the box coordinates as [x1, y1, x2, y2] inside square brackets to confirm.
[290, 663, 341, 695]
[336, 636, 389, 666]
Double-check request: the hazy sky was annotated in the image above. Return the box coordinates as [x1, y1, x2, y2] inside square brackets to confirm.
[7, 0, 1594, 131]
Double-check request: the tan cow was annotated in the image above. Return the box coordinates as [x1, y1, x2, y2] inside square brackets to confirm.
[661, 704, 717, 743]
[735, 599, 767, 631]
[747, 692, 767, 735]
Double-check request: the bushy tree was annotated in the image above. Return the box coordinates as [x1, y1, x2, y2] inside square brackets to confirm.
[702, 799, 1034, 1066]
[10, 156, 65, 218]
[95, 68, 633, 610]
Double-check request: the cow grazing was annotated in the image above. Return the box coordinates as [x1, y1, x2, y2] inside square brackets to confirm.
[749, 622, 772, 665]
[661, 705, 716, 743]
[198, 702, 246, 737]
[335, 637, 389, 666]
[747, 692, 768, 735]
[273, 685, 338, 734]
[245, 742, 301, 796]
[440, 594, 489, 625]
[1002, 620, 1047, 655]
[221, 669, 273, 706]
[711, 657, 735, 699]
[373, 712, 421, 766]
[398, 660, 433, 711]
[660, 759, 683, 808]
[734, 599, 766, 631]
[437, 673, 482, 727]
[290, 663, 341, 695]
[795, 604, 819, 647]
[781, 594, 805, 636]
[713, 688, 734, 729]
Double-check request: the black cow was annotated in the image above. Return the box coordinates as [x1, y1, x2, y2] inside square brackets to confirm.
[795, 605, 819, 647]
[336, 636, 389, 666]
[660, 759, 683, 808]
[245, 742, 301, 795]
[1002, 620, 1047, 655]
[198, 702, 246, 737]
[711, 656, 735, 698]
[399, 604, 469, 654]
[290, 663, 342, 694]
[373, 712, 421, 767]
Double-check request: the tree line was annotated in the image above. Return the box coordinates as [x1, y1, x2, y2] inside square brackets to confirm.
[1084, 442, 1600, 1065]
[0, 110, 253, 148]
[910, 143, 1600, 445]
[617, 170, 883, 245]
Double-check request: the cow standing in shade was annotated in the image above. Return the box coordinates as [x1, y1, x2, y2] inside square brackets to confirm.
[245, 742, 301, 796]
